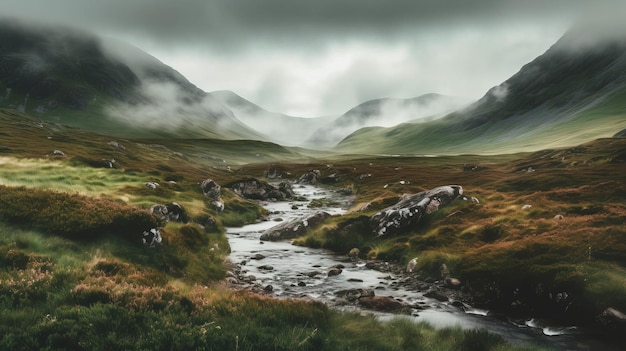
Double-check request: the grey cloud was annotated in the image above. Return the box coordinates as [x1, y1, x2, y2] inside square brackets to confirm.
[2, 0, 624, 117]
[2, 0, 620, 51]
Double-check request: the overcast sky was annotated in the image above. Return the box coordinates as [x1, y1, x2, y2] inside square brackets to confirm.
[1, 0, 622, 117]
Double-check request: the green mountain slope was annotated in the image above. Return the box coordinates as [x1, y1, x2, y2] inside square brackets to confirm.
[337, 28, 626, 155]
[310, 94, 469, 148]
[0, 19, 262, 140]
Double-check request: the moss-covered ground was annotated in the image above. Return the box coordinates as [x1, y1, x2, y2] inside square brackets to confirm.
[3, 109, 625, 349]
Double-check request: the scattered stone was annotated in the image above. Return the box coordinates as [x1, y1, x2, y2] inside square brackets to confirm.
[305, 271, 322, 278]
[406, 258, 418, 273]
[251, 254, 266, 260]
[298, 170, 321, 184]
[107, 141, 126, 150]
[424, 288, 449, 302]
[144, 182, 159, 189]
[200, 179, 221, 200]
[370, 185, 463, 236]
[149, 204, 169, 223]
[260, 211, 331, 241]
[335, 288, 375, 301]
[348, 248, 360, 259]
[165, 202, 188, 223]
[225, 277, 239, 285]
[298, 281, 307, 287]
[521, 204, 532, 210]
[142, 228, 162, 247]
[226, 178, 293, 201]
[348, 278, 364, 283]
[200, 179, 224, 211]
[328, 267, 343, 277]
[440, 263, 450, 278]
[463, 164, 482, 172]
[554, 214, 564, 220]
[52, 149, 65, 156]
[149, 202, 189, 224]
[265, 165, 284, 179]
[258, 265, 274, 271]
[470, 196, 480, 204]
[597, 307, 626, 331]
[358, 296, 406, 313]
[264, 285, 274, 292]
[445, 277, 462, 288]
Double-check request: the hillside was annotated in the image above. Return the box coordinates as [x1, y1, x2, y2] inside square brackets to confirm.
[211, 90, 334, 146]
[309, 94, 469, 148]
[0, 19, 262, 140]
[337, 28, 626, 155]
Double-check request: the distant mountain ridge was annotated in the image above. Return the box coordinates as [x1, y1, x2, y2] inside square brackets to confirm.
[337, 26, 626, 154]
[308, 94, 470, 147]
[211, 90, 334, 146]
[0, 19, 262, 140]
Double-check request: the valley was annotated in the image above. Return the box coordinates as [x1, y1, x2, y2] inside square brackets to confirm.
[1, 16, 626, 351]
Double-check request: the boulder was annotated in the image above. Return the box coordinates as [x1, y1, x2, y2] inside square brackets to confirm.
[200, 179, 224, 211]
[298, 170, 321, 184]
[165, 202, 189, 223]
[348, 248, 360, 259]
[597, 307, 626, 331]
[370, 185, 463, 236]
[358, 296, 406, 313]
[226, 178, 293, 201]
[200, 179, 221, 200]
[328, 267, 343, 277]
[335, 288, 375, 301]
[141, 228, 162, 247]
[149, 204, 169, 223]
[260, 211, 331, 241]
[424, 288, 449, 302]
[277, 181, 296, 199]
[150, 202, 189, 224]
[406, 258, 418, 273]
[265, 165, 285, 179]
[144, 182, 159, 189]
[444, 277, 462, 288]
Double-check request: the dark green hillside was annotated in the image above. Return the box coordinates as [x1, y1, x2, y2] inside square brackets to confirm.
[338, 29, 626, 155]
[0, 19, 261, 140]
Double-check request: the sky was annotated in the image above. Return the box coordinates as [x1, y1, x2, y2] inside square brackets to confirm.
[1, 0, 622, 117]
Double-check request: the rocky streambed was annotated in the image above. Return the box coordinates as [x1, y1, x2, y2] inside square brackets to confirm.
[225, 183, 618, 351]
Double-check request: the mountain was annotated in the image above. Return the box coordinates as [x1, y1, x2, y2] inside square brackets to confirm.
[0, 19, 262, 140]
[337, 26, 626, 155]
[308, 94, 470, 148]
[211, 90, 334, 146]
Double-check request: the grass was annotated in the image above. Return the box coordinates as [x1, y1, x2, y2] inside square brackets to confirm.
[5, 109, 626, 348]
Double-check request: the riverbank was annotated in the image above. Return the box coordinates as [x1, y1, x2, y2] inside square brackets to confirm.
[224, 183, 623, 350]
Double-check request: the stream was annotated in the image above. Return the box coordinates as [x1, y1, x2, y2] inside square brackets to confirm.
[226, 184, 618, 351]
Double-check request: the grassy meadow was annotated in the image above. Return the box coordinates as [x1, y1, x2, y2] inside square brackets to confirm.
[2, 109, 626, 349]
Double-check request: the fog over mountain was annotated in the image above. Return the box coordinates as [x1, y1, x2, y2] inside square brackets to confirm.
[4, 1, 623, 118]
[308, 94, 471, 148]
[337, 20, 626, 154]
[0, 19, 261, 140]
[211, 90, 334, 146]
